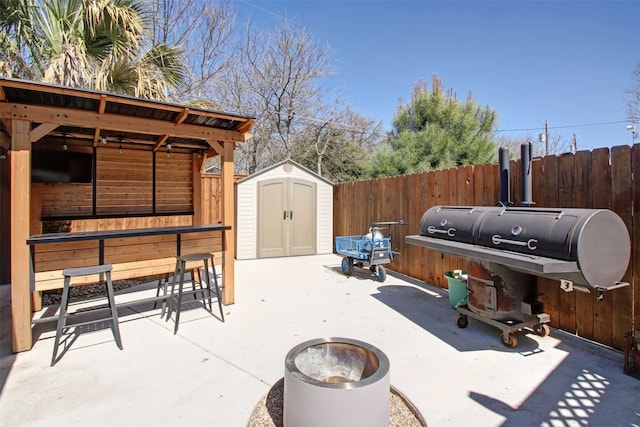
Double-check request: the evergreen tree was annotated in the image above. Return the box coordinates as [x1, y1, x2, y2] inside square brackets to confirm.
[368, 75, 497, 177]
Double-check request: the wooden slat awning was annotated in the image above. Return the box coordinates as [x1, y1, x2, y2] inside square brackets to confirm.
[0, 77, 255, 155]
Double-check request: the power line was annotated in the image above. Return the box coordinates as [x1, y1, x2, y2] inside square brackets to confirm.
[496, 120, 631, 133]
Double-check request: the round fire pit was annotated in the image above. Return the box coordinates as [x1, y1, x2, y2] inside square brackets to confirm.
[283, 337, 390, 427]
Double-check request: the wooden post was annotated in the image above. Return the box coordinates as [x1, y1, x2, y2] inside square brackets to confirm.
[221, 141, 235, 305]
[192, 154, 202, 226]
[30, 182, 43, 311]
[10, 119, 32, 352]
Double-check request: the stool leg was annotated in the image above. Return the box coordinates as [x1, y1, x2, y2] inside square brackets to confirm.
[192, 268, 207, 302]
[190, 269, 200, 301]
[209, 261, 224, 322]
[153, 273, 169, 310]
[166, 261, 181, 322]
[173, 260, 186, 334]
[202, 259, 213, 312]
[154, 273, 170, 317]
[104, 271, 123, 350]
[51, 276, 72, 366]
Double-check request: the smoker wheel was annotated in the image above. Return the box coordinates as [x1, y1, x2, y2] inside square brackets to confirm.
[375, 265, 387, 282]
[341, 257, 353, 276]
[532, 324, 550, 337]
[455, 314, 469, 328]
[501, 333, 518, 348]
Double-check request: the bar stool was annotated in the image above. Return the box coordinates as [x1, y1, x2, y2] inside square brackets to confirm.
[153, 269, 207, 317]
[51, 264, 123, 366]
[165, 253, 224, 334]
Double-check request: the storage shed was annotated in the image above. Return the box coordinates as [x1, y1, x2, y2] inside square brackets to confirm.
[236, 160, 333, 259]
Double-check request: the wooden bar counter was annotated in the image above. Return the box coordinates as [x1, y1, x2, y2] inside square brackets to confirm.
[27, 224, 230, 293]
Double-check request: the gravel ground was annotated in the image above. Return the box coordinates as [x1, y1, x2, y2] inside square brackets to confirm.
[247, 379, 426, 427]
[41, 276, 160, 306]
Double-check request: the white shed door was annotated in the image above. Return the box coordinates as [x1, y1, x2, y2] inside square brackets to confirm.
[257, 178, 316, 258]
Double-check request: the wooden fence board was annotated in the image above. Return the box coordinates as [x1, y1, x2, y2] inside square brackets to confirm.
[538, 155, 560, 329]
[473, 165, 485, 206]
[433, 170, 445, 287]
[482, 163, 497, 206]
[440, 169, 453, 286]
[511, 158, 522, 206]
[591, 148, 614, 346]
[611, 145, 633, 350]
[394, 175, 408, 274]
[405, 174, 421, 279]
[557, 153, 577, 333]
[634, 145, 640, 332]
[573, 150, 595, 340]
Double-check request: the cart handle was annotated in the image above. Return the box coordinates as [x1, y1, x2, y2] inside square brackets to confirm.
[372, 220, 408, 226]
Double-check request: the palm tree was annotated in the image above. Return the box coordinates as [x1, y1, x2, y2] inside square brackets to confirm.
[0, 0, 186, 101]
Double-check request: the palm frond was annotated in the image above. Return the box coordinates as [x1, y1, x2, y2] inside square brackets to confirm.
[84, 0, 144, 55]
[139, 43, 187, 87]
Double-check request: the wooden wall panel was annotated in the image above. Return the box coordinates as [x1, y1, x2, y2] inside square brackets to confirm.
[156, 152, 192, 213]
[40, 183, 92, 216]
[69, 215, 192, 232]
[37, 148, 200, 218]
[96, 148, 152, 214]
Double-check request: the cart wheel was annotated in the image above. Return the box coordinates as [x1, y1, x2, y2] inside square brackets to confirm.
[455, 314, 468, 329]
[501, 333, 518, 348]
[533, 324, 550, 337]
[375, 265, 387, 282]
[341, 257, 353, 276]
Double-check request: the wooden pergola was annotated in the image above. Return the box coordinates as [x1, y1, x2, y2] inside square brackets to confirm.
[0, 77, 255, 353]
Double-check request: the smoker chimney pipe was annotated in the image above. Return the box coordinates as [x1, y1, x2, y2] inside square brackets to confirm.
[521, 142, 533, 207]
[499, 147, 510, 206]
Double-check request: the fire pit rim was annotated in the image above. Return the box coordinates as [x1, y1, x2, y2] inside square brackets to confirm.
[284, 336, 390, 390]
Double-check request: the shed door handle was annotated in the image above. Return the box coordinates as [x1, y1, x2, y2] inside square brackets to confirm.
[289, 210, 293, 220]
[283, 210, 287, 220]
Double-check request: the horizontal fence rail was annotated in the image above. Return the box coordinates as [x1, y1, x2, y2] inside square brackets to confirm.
[333, 145, 639, 351]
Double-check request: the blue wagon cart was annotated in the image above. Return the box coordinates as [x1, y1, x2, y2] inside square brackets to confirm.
[335, 221, 407, 282]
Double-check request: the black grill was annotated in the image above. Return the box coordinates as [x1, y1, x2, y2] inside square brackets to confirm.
[408, 205, 630, 290]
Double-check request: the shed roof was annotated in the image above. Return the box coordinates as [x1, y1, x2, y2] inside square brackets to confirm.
[0, 77, 255, 155]
[237, 159, 334, 186]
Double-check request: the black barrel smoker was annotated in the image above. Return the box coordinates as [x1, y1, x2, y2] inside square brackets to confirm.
[405, 145, 631, 347]
[406, 206, 631, 347]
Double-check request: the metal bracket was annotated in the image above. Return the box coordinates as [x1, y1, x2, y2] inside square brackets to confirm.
[594, 281, 630, 301]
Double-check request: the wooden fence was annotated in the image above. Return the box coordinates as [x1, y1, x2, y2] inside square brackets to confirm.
[334, 145, 639, 351]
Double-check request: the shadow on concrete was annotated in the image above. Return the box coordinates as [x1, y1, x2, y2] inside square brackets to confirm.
[371, 272, 543, 354]
[372, 272, 640, 425]
[325, 264, 385, 283]
[467, 338, 640, 426]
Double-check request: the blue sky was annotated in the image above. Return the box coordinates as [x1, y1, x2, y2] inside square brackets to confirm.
[232, 0, 639, 152]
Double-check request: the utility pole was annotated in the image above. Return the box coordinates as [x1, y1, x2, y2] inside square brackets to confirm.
[545, 119, 549, 156]
[572, 134, 577, 153]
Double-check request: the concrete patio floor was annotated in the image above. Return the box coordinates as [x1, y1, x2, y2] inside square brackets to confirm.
[1, 254, 639, 426]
